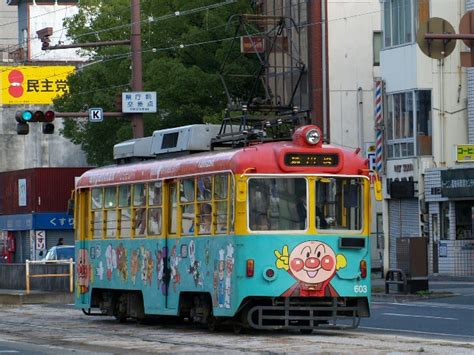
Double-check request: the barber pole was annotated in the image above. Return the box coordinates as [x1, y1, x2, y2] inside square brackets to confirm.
[374, 80, 384, 174]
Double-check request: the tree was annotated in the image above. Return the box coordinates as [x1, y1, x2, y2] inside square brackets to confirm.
[54, 0, 260, 166]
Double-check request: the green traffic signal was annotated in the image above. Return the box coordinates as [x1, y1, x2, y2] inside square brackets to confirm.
[15, 110, 55, 134]
[22, 110, 33, 121]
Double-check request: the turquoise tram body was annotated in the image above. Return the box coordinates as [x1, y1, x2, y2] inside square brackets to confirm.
[74, 125, 375, 332]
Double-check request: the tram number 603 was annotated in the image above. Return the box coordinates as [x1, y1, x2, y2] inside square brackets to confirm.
[354, 285, 368, 293]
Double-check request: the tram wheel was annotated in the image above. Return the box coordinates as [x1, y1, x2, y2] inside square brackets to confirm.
[207, 315, 219, 332]
[232, 323, 245, 334]
[113, 295, 128, 323]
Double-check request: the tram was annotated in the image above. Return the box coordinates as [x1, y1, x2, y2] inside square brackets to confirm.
[74, 122, 381, 332]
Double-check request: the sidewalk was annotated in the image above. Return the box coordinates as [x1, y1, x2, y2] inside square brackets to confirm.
[371, 273, 474, 302]
[0, 289, 73, 305]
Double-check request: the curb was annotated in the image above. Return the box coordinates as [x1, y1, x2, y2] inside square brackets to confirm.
[0, 292, 74, 305]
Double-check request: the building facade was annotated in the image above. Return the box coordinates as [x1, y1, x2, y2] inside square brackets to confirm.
[0, 168, 90, 263]
[380, 0, 474, 276]
[0, 1, 90, 263]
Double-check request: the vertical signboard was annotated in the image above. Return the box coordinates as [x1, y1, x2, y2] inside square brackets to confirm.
[18, 178, 26, 207]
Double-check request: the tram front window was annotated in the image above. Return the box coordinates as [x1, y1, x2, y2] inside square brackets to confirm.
[248, 178, 307, 231]
[315, 177, 364, 231]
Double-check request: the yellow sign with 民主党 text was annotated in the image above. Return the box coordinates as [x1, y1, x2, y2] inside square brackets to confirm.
[0, 66, 75, 105]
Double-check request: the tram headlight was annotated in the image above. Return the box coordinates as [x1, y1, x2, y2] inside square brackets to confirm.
[305, 128, 320, 145]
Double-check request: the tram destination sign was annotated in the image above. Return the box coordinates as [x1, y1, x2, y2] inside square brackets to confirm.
[284, 153, 339, 167]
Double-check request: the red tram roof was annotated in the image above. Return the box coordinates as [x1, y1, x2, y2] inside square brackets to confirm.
[77, 127, 368, 188]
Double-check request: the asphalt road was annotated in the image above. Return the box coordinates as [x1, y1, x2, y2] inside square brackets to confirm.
[0, 281, 472, 354]
[358, 280, 474, 342]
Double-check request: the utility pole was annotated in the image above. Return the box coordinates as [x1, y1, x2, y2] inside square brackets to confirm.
[131, 0, 144, 138]
[39, 0, 145, 138]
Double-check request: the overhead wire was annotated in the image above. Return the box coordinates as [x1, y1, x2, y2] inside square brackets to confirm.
[0, 5, 383, 101]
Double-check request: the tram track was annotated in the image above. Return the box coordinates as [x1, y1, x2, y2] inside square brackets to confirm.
[0, 304, 472, 354]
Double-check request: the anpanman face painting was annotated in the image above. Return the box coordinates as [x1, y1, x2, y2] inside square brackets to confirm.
[288, 241, 336, 284]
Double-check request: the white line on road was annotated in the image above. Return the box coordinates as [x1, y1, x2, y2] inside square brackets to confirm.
[359, 326, 473, 339]
[373, 301, 474, 310]
[382, 312, 458, 320]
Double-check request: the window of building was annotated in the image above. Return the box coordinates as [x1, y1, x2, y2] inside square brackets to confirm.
[383, 0, 416, 48]
[441, 201, 450, 240]
[386, 90, 431, 158]
[373, 31, 382, 66]
[455, 202, 474, 240]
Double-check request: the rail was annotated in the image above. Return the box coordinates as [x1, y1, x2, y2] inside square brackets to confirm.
[25, 259, 74, 294]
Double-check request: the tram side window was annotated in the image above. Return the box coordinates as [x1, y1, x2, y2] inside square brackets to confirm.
[197, 176, 213, 235]
[104, 187, 118, 238]
[147, 181, 162, 236]
[133, 183, 147, 237]
[118, 184, 131, 238]
[215, 174, 229, 233]
[180, 179, 195, 235]
[91, 188, 103, 239]
[248, 178, 307, 231]
[168, 182, 178, 234]
[315, 177, 363, 231]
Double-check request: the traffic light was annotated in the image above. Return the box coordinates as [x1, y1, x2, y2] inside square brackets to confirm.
[15, 110, 55, 134]
[15, 110, 29, 135]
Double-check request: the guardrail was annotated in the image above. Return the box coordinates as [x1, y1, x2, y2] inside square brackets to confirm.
[25, 259, 74, 294]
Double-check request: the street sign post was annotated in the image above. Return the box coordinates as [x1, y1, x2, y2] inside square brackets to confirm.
[122, 91, 157, 113]
[89, 108, 103, 122]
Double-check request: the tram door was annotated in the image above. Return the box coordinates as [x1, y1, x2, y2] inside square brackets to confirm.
[165, 181, 178, 309]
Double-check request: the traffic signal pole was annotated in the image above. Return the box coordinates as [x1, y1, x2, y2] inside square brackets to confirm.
[38, 0, 145, 138]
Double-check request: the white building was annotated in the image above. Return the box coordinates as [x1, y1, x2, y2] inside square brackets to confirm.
[327, 0, 384, 272]
[380, 0, 473, 277]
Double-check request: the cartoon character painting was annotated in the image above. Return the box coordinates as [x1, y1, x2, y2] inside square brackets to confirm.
[156, 247, 166, 294]
[140, 246, 154, 286]
[116, 243, 128, 281]
[275, 240, 347, 297]
[77, 248, 91, 294]
[105, 244, 117, 281]
[131, 249, 140, 285]
[169, 244, 181, 292]
[187, 240, 203, 287]
[224, 243, 234, 309]
[217, 248, 225, 307]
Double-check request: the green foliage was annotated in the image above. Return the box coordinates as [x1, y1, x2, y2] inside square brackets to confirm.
[55, 0, 259, 166]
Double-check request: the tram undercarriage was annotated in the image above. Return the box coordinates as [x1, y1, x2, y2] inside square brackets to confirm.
[85, 288, 368, 333]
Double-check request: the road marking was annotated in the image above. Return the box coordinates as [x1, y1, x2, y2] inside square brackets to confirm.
[382, 312, 458, 321]
[359, 326, 473, 339]
[373, 301, 474, 311]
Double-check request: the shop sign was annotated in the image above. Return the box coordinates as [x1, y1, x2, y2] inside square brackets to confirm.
[441, 169, 474, 197]
[456, 144, 474, 162]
